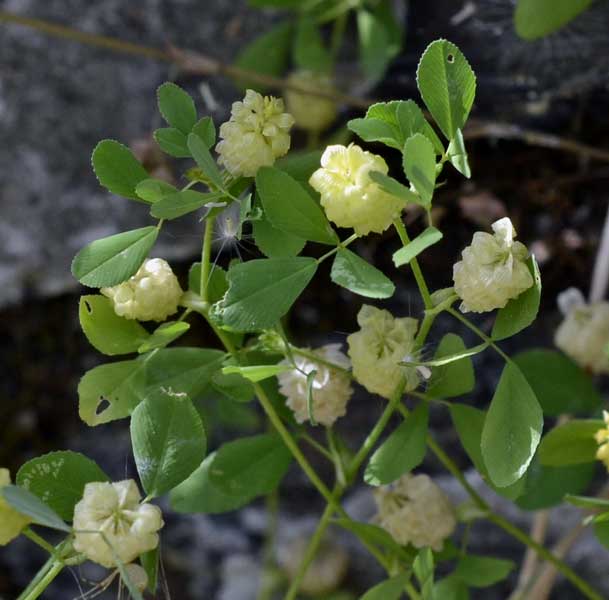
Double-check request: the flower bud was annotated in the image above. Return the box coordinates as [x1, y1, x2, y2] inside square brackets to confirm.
[453, 217, 533, 313]
[0, 469, 31, 546]
[101, 258, 183, 322]
[347, 305, 419, 399]
[555, 289, 609, 374]
[285, 70, 338, 132]
[73, 480, 164, 568]
[278, 344, 353, 426]
[373, 473, 456, 551]
[309, 144, 405, 236]
[124, 563, 149, 592]
[216, 89, 295, 177]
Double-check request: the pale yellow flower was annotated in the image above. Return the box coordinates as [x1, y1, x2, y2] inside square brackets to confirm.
[555, 291, 609, 374]
[309, 144, 405, 235]
[285, 70, 338, 132]
[373, 474, 456, 551]
[453, 217, 533, 313]
[278, 344, 353, 426]
[73, 480, 163, 568]
[216, 89, 294, 177]
[101, 258, 182, 322]
[347, 305, 419, 399]
[0, 469, 31, 546]
[595, 411, 609, 470]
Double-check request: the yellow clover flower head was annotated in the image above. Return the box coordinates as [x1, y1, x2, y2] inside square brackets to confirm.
[73, 480, 164, 568]
[0, 469, 31, 546]
[555, 288, 609, 374]
[347, 304, 420, 399]
[373, 474, 456, 551]
[216, 89, 295, 177]
[453, 217, 533, 313]
[309, 144, 405, 236]
[277, 344, 353, 426]
[101, 258, 183, 322]
[285, 70, 338, 132]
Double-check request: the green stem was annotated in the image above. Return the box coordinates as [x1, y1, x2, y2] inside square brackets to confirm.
[200, 215, 216, 302]
[393, 219, 433, 309]
[405, 582, 422, 600]
[329, 9, 348, 60]
[446, 307, 509, 361]
[19, 561, 63, 600]
[23, 528, 58, 557]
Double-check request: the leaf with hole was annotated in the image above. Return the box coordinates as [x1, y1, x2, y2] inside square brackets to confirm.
[416, 40, 476, 140]
[79, 295, 150, 355]
[72, 226, 158, 288]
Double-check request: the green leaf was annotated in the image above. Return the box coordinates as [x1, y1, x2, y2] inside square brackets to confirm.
[78, 348, 225, 426]
[538, 420, 603, 466]
[71, 226, 158, 288]
[209, 433, 292, 499]
[150, 190, 225, 220]
[348, 100, 443, 153]
[492, 256, 541, 340]
[222, 364, 291, 383]
[566, 495, 609, 510]
[294, 17, 331, 73]
[360, 571, 413, 600]
[16, 451, 109, 521]
[481, 362, 543, 487]
[131, 390, 207, 497]
[79, 295, 150, 355]
[215, 257, 318, 332]
[192, 116, 216, 148]
[189, 264, 228, 302]
[392, 227, 443, 267]
[140, 547, 159, 593]
[187, 133, 224, 190]
[416, 40, 476, 140]
[594, 520, 609, 550]
[157, 82, 197, 135]
[450, 404, 526, 500]
[356, 9, 399, 82]
[403, 133, 437, 205]
[516, 457, 595, 510]
[365, 404, 428, 486]
[454, 555, 514, 588]
[252, 214, 306, 258]
[154, 127, 190, 158]
[1, 485, 70, 532]
[256, 167, 337, 245]
[433, 577, 470, 600]
[212, 370, 255, 403]
[427, 334, 475, 399]
[514, 0, 593, 40]
[368, 172, 420, 204]
[447, 129, 471, 178]
[171, 452, 251, 514]
[413, 548, 434, 600]
[513, 349, 602, 416]
[331, 248, 395, 299]
[402, 342, 487, 368]
[135, 179, 178, 204]
[234, 22, 293, 91]
[91, 140, 149, 200]
[138, 321, 190, 353]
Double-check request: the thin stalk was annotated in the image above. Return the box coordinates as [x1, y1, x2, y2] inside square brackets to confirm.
[23, 528, 58, 556]
[19, 561, 63, 600]
[200, 215, 216, 302]
[393, 219, 433, 309]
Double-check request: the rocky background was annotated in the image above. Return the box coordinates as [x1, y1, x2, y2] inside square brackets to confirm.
[2, 0, 609, 598]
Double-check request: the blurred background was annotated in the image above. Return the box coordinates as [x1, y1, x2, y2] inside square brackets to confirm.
[2, 0, 609, 598]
